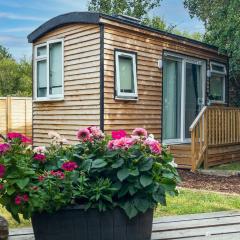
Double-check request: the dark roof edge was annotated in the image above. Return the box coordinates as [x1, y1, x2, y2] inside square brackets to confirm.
[28, 12, 223, 55]
[27, 12, 100, 43]
[101, 13, 221, 53]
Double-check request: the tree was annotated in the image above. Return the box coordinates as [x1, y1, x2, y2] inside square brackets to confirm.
[0, 45, 12, 60]
[184, 0, 240, 105]
[0, 45, 32, 97]
[88, 0, 162, 19]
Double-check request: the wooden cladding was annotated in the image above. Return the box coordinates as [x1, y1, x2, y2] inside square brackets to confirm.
[103, 21, 227, 139]
[0, 97, 32, 139]
[190, 106, 240, 171]
[32, 24, 101, 145]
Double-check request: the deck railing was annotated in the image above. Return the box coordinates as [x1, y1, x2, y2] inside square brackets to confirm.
[189, 106, 240, 171]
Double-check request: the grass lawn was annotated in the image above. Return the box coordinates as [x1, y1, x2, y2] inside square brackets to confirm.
[1, 189, 240, 228]
[155, 188, 240, 217]
[211, 161, 240, 171]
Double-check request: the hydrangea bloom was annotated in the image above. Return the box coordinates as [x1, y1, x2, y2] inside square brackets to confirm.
[88, 126, 104, 139]
[132, 128, 148, 137]
[61, 161, 78, 171]
[0, 164, 6, 178]
[76, 128, 91, 141]
[0, 143, 10, 154]
[144, 138, 162, 154]
[108, 137, 135, 150]
[112, 130, 127, 139]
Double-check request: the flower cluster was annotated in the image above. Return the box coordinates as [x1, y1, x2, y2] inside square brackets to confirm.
[7, 132, 32, 143]
[144, 138, 162, 155]
[61, 161, 78, 171]
[48, 131, 68, 145]
[34, 154, 46, 163]
[15, 194, 29, 205]
[0, 143, 10, 155]
[50, 170, 65, 180]
[77, 126, 104, 141]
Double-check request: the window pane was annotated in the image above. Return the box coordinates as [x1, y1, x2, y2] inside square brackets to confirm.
[37, 46, 46, 57]
[119, 56, 135, 93]
[163, 59, 182, 140]
[185, 63, 203, 138]
[49, 42, 63, 95]
[209, 75, 224, 101]
[211, 64, 225, 73]
[37, 60, 47, 98]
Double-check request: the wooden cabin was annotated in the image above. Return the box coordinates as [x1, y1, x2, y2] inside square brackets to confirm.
[28, 12, 240, 171]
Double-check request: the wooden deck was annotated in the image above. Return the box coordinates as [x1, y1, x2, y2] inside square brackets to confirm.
[9, 211, 240, 239]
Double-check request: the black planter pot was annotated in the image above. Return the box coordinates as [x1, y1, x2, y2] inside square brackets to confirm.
[32, 206, 153, 240]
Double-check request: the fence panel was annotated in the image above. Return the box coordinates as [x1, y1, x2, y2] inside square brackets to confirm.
[0, 97, 32, 138]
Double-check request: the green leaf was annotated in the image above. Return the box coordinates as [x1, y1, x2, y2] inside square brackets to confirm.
[129, 168, 139, 176]
[153, 186, 166, 205]
[81, 159, 92, 171]
[92, 159, 107, 168]
[16, 178, 30, 190]
[139, 159, 153, 171]
[140, 175, 153, 187]
[117, 168, 130, 181]
[111, 158, 124, 169]
[7, 186, 16, 195]
[134, 198, 150, 213]
[121, 201, 138, 219]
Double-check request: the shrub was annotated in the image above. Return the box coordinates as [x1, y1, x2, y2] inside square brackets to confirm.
[0, 128, 180, 222]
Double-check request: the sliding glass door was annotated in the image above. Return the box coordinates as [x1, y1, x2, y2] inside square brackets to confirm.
[163, 58, 182, 142]
[163, 53, 206, 143]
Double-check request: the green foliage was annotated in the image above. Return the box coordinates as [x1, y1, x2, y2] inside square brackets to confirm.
[88, 0, 162, 19]
[0, 45, 32, 97]
[0, 128, 179, 221]
[184, 0, 240, 105]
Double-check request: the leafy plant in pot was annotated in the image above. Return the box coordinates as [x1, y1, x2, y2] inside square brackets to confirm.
[0, 128, 180, 240]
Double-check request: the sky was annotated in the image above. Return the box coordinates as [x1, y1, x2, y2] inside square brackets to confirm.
[0, 0, 205, 60]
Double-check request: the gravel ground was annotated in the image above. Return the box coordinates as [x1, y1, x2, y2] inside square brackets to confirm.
[178, 169, 240, 194]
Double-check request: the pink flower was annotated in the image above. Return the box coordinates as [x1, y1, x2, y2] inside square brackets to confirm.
[34, 154, 46, 163]
[0, 143, 10, 154]
[33, 146, 46, 154]
[20, 135, 32, 143]
[107, 137, 135, 150]
[22, 194, 29, 202]
[38, 175, 45, 182]
[50, 170, 65, 180]
[61, 161, 78, 171]
[0, 164, 6, 178]
[15, 195, 22, 205]
[112, 130, 127, 139]
[88, 126, 104, 139]
[0, 184, 4, 190]
[132, 128, 148, 137]
[7, 132, 32, 143]
[144, 139, 162, 154]
[76, 128, 91, 141]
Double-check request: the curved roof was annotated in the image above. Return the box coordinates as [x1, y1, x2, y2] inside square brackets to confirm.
[28, 12, 220, 52]
[28, 12, 100, 43]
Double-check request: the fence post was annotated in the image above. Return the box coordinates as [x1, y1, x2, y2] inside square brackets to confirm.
[6, 97, 12, 133]
[204, 110, 209, 169]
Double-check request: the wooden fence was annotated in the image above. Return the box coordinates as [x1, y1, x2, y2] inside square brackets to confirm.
[0, 97, 32, 138]
[190, 106, 240, 171]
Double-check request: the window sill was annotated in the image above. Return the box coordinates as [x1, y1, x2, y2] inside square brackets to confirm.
[209, 100, 226, 105]
[33, 97, 64, 103]
[115, 96, 138, 101]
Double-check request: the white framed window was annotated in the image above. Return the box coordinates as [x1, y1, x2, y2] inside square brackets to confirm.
[115, 50, 138, 99]
[34, 39, 64, 101]
[209, 62, 226, 103]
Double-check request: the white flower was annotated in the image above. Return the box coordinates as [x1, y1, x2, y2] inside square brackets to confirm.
[169, 160, 178, 168]
[148, 134, 155, 139]
[48, 131, 61, 139]
[33, 146, 46, 154]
